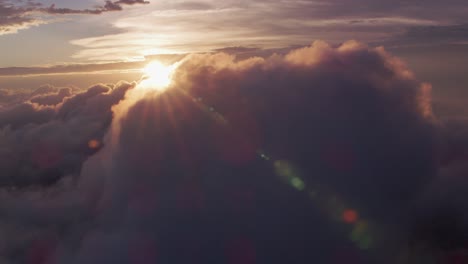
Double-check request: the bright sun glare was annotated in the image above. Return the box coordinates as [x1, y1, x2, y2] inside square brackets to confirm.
[140, 61, 175, 90]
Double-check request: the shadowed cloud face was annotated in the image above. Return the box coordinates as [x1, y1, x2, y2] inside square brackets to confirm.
[0, 41, 451, 263]
[0, 41, 467, 263]
[169, 41, 437, 219]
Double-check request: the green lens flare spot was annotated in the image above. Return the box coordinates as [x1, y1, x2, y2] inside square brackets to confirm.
[290, 177, 305, 191]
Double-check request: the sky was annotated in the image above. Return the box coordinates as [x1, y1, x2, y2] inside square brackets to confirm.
[1, 0, 468, 99]
[1, 1, 468, 264]
[1, 0, 468, 65]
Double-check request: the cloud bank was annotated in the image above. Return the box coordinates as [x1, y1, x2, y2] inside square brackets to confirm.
[0, 82, 134, 189]
[0, 41, 467, 263]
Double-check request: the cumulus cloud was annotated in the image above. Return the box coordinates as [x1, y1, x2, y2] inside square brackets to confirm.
[115, 0, 150, 5]
[0, 81, 134, 189]
[0, 41, 467, 263]
[30, 87, 72, 106]
[408, 159, 468, 262]
[408, 117, 468, 255]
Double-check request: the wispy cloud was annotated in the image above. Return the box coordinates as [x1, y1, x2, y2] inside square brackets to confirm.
[0, 0, 44, 34]
[67, 0, 466, 61]
[0, 54, 184, 76]
[43, 0, 149, 14]
[0, 0, 150, 35]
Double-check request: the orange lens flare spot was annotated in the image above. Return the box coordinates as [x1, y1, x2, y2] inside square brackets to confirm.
[88, 140, 101, 149]
[343, 209, 358, 223]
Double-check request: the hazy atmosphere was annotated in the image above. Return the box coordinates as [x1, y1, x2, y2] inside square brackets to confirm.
[1, 0, 468, 263]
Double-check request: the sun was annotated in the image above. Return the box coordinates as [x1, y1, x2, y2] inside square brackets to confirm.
[139, 61, 175, 90]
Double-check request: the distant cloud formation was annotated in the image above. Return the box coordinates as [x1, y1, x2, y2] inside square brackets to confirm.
[0, 0, 150, 35]
[0, 0, 44, 34]
[44, 0, 149, 14]
[0, 82, 134, 189]
[115, 0, 150, 5]
[64, 0, 468, 62]
[390, 24, 468, 47]
[0, 54, 185, 77]
[1, 41, 466, 263]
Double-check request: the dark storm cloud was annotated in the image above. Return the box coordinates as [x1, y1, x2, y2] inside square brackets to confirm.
[0, 0, 150, 34]
[1, 41, 468, 263]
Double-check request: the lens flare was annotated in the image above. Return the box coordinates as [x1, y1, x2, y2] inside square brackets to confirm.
[343, 209, 359, 223]
[139, 61, 176, 91]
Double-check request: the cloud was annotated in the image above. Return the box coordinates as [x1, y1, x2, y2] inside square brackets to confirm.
[386, 24, 468, 48]
[68, 0, 464, 62]
[0, 0, 45, 35]
[0, 0, 151, 35]
[0, 54, 186, 77]
[43, 0, 150, 14]
[73, 41, 441, 263]
[63, 0, 468, 62]
[310, 0, 468, 21]
[406, 104, 468, 260]
[30, 87, 72, 106]
[1, 41, 467, 263]
[0, 81, 134, 189]
[115, 0, 150, 5]
[409, 161, 468, 261]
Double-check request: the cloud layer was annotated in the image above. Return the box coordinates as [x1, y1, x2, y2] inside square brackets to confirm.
[0, 41, 467, 263]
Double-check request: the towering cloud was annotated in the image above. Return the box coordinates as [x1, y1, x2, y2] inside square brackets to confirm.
[0, 41, 466, 263]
